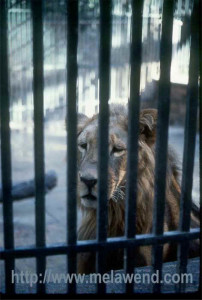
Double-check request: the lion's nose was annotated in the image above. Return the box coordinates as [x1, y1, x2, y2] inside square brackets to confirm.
[80, 176, 97, 189]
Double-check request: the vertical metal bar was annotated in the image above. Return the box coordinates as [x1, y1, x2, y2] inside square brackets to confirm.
[32, 0, 46, 294]
[152, 0, 174, 293]
[125, 0, 143, 294]
[199, 0, 202, 293]
[96, 0, 112, 294]
[0, 0, 15, 294]
[177, 0, 199, 293]
[66, 0, 78, 294]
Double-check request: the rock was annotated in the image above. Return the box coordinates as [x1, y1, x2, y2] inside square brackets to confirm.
[0, 170, 57, 202]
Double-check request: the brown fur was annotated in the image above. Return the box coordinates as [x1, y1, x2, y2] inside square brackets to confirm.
[75, 105, 200, 274]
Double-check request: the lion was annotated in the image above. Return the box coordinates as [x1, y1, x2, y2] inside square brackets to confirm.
[75, 104, 200, 274]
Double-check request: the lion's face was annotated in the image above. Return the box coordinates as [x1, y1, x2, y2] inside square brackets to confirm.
[77, 105, 157, 209]
[78, 117, 128, 209]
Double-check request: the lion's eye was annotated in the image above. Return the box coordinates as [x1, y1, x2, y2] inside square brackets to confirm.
[112, 146, 125, 157]
[78, 143, 87, 152]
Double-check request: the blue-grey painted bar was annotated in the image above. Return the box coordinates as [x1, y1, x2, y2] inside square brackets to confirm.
[66, 0, 78, 294]
[32, 0, 46, 294]
[96, 0, 112, 293]
[177, 0, 199, 293]
[125, 0, 143, 294]
[0, 229, 199, 260]
[199, 0, 202, 293]
[152, 0, 174, 293]
[0, 0, 15, 294]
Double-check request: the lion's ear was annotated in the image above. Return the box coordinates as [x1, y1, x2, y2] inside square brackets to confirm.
[65, 113, 89, 135]
[77, 113, 89, 135]
[139, 109, 157, 146]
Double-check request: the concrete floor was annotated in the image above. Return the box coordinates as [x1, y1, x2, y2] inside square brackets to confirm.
[0, 258, 200, 294]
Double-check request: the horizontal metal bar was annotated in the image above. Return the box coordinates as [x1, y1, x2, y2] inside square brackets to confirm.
[0, 0, 15, 294]
[152, 0, 174, 293]
[0, 229, 199, 260]
[96, 0, 112, 294]
[66, 0, 78, 294]
[125, 0, 143, 294]
[177, 0, 199, 293]
[32, 0, 45, 294]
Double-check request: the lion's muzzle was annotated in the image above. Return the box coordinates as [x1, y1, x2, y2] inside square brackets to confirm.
[79, 168, 98, 208]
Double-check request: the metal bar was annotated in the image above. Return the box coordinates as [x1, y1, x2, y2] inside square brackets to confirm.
[177, 0, 199, 293]
[0, 229, 200, 260]
[125, 0, 143, 294]
[199, 0, 202, 293]
[0, 0, 15, 294]
[152, 0, 174, 293]
[96, 0, 112, 294]
[66, 0, 78, 294]
[32, 0, 46, 294]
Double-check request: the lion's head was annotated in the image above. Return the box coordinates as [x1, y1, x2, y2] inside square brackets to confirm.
[77, 105, 157, 211]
